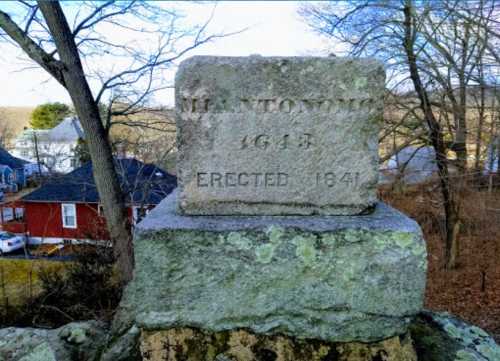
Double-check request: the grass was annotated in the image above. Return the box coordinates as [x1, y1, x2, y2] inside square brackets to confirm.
[0, 258, 67, 308]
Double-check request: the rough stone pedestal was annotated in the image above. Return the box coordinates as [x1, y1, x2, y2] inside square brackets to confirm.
[116, 191, 427, 359]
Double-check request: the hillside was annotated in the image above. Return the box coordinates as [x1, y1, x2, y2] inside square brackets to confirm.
[0, 106, 33, 134]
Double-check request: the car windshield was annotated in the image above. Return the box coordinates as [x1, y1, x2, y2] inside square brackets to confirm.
[0, 232, 15, 240]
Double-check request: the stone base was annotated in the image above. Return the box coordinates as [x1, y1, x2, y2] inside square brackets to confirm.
[0, 321, 106, 361]
[116, 191, 427, 343]
[178, 198, 376, 217]
[140, 328, 417, 361]
[410, 311, 500, 361]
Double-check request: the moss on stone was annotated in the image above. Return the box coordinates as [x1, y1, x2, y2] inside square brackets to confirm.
[410, 311, 500, 361]
[409, 317, 456, 361]
[139, 328, 417, 361]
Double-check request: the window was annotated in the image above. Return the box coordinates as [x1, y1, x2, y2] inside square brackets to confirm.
[61, 203, 77, 229]
[0, 232, 15, 240]
[14, 208, 24, 220]
[98, 204, 104, 217]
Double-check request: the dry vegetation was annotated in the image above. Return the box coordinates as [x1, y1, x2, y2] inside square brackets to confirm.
[380, 180, 500, 341]
[0, 247, 120, 328]
[0, 106, 33, 133]
[0, 258, 66, 308]
[0, 106, 33, 149]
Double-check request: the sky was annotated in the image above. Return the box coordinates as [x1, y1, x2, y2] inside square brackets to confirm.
[0, 1, 332, 108]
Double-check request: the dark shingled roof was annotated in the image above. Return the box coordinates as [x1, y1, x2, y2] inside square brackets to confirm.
[23, 158, 177, 204]
[0, 146, 27, 170]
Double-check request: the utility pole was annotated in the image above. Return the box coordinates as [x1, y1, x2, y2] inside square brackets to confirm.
[32, 131, 42, 177]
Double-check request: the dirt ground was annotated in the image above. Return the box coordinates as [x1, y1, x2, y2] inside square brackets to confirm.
[380, 182, 500, 341]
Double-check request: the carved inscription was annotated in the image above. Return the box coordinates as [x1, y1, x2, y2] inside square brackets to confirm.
[180, 97, 374, 114]
[241, 133, 313, 150]
[197, 172, 289, 188]
[196, 172, 361, 189]
[316, 172, 360, 188]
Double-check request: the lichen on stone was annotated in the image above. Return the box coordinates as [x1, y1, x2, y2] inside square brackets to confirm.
[292, 235, 317, 265]
[455, 350, 481, 361]
[226, 232, 252, 250]
[255, 243, 277, 264]
[266, 225, 285, 244]
[410, 311, 500, 361]
[120, 203, 428, 343]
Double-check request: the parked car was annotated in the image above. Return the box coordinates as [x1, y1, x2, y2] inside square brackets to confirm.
[0, 231, 24, 255]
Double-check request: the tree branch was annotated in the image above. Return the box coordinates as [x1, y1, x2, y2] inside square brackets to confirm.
[0, 8, 65, 87]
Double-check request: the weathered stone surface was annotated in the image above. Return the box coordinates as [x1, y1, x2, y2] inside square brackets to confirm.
[116, 191, 427, 343]
[139, 327, 418, 361]
[0, 321, 106, 361]
[175, 56, 384, 215]
[100, 325, 141, 361]
[410, 311, 500, 361]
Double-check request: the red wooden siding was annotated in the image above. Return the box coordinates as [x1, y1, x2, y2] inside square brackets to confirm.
[0, 200, 27, 234]
[2, 201, 155, 241]
[24, 202, 110, 240]
[1, 221, 26, 234]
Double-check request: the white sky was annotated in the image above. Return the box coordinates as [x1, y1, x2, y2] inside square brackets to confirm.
[0, 1, 332, 107]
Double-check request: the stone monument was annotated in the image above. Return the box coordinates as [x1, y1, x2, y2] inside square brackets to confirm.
[176, 56, 382, 215]
[116, 56, 428, 360]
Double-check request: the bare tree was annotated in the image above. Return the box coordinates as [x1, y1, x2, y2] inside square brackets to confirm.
[0, 1, 228, 283]
[300, 0, 500, 269]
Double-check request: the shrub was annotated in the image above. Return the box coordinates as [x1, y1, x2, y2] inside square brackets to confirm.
[1, 247, 121, 328]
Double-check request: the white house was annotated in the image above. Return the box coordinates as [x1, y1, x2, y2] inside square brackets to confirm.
[484, 137, 500, 173]
[12, 117, 85, 174]
[380, 146, 439, 184]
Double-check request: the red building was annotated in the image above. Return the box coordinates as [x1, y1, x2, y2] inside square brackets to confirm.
[1, 159, 176, 244]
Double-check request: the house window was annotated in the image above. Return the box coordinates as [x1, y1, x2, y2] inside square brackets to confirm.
[98, 204, 104, 217]
[61, 203, 77, 229]
[15, 208, 24, 220]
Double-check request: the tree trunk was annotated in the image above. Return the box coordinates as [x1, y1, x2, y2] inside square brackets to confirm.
[474, 70, 486, 174]
[403, 0, 460, 269]
[455, 62, 468, 173]
[38, 2, 134, 283]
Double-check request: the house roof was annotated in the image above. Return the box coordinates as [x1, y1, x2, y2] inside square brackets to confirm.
[15, 117, 84, 144]
[23, 158, 177, 204]
[0, 165, 12, 172]
[0, 146, 27, 169]
[49, 117, 84, 141]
